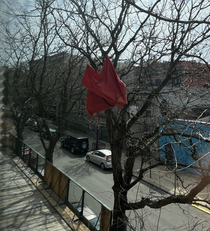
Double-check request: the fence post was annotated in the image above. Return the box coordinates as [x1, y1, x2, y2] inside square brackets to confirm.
[66, 178, 70, 203]
[12, 136, 16, 152]
[20, 143, 24, 160]
[100, 205, 112, 231]
[80, 190, 85, 217]
[28, 149, 32, 167]
[16, 138, 23, 157]
[36, 154, 39, 171]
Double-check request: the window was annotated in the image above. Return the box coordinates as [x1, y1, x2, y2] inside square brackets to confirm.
[156, 69, 162, 76]
[146, 109, 151, 117]
[172, 66, 183, 77]
[99, 152, 105, 157]
[155, 79, 161, 86]
[94, 151, 99, 156]
[149, 69, 154, 75]
[175, 66, 183, 75]
[172, 78, 181, 85]
[163, 68, 167, 75]
[143, 123, 149, 133]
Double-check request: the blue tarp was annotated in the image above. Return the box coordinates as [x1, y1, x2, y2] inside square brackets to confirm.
[159, 119, 210, 175]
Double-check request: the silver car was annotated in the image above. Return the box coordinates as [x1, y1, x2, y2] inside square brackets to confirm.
[86, 149, 112, 170]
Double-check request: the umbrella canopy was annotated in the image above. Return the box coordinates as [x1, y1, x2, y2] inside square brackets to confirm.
[82, 55, 127, 117]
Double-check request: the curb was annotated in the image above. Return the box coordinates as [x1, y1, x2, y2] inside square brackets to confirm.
[132, 174, 172, 195]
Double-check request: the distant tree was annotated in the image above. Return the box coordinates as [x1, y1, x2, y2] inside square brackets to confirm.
[0, 66, 13, 146]
[0, 0, 86, 163]
[0, 64, 31, 155]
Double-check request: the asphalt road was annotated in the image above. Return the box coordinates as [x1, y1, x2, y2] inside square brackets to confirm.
[16, 127, 210, 231]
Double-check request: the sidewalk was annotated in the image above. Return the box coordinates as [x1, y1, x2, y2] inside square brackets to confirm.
[0, 148, 90, 231]
[134, 162, 210, 213]
[133, 159, 201, 195]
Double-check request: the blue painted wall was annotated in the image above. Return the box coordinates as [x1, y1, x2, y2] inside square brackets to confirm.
[159, 119, 210, 175]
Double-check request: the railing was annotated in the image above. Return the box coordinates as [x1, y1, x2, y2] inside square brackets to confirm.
[7, 132, 112, 231]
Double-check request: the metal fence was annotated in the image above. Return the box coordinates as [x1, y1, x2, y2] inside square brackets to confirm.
[7, 132, 112, 231]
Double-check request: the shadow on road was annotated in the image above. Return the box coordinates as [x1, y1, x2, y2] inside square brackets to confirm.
[54, 146, 113, 182]
[58, 146, 87, 159]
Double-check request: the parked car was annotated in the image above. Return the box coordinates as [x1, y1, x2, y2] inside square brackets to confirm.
[25, 118, 34, 127]
[2, 105, 9, 111]
[60, 134, 89, 154]
[25, 118, 42, 131]
[42, 126, 58, 139]
[86, 149, 112, 170]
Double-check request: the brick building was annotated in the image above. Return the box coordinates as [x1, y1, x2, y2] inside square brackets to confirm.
[133, 60, 210, 88]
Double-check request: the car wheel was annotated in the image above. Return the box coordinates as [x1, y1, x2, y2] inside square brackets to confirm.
[71, 147, 75, 154]
[100, 163, 105, 170]
[86, 156, 90, 162]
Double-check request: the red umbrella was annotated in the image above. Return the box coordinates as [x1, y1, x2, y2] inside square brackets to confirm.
[82, 55, 127, 117]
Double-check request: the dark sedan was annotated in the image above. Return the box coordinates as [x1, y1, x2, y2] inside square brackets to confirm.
[42, 126, 58, 139]
[25, 118, 42, 131]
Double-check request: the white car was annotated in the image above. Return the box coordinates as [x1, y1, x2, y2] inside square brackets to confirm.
[86, 149, 112, 170]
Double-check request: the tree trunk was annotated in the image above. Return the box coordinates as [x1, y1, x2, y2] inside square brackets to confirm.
[16, 138, 23, 157]
[15, 120, 24, 156]
[45, 141, 56, 164]
[105, 110, 128, 231]
[110, 142, 128, 231]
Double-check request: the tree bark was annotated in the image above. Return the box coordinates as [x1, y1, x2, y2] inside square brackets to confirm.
[105, 109, 128, 231]
[45, 140, 56, 164]
[110, 143, 128, 231]
[15, 116, 25, 156]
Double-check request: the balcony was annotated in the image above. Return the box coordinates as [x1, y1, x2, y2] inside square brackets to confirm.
[0, 133, 112, 231]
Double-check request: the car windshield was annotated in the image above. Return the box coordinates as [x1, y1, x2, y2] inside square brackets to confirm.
[49, 128, 56, 132]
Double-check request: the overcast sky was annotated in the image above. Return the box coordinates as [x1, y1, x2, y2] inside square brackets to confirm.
[1, 0, 210, 66]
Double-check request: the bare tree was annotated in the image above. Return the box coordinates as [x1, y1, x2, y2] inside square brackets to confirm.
[2, 0, 210, 230]
[1, 0, 86, 163]
[55, 0, 210, 230]
[1, 51, 32, 154]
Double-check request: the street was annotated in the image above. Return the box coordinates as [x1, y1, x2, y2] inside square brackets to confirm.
[17, 127, 210, 230]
